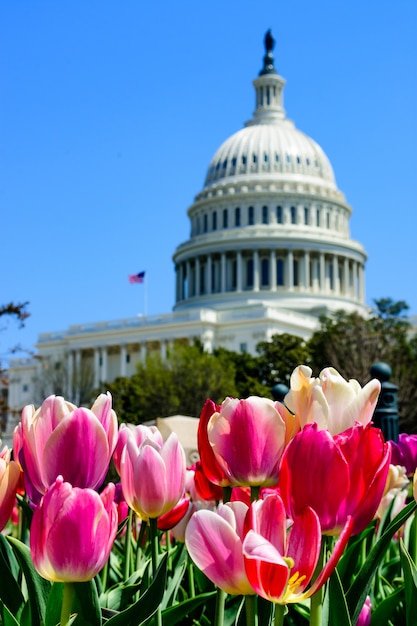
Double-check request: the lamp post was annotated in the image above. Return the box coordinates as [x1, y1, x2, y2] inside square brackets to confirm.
[370, 362, 399, 442]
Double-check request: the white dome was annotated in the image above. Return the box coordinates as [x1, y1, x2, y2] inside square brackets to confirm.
[204, 120, 336, 188]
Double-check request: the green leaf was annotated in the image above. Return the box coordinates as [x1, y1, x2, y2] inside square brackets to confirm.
[346, 500, 417, 625]
[399, 538, 417, 626]
[45, 580, 102, 626]
[161, 591, 217, 626]
[0, 533, 25, 615]
[105, 553, 167, 626]
[1, 603, 20, 626]
[370, 587, 404, 626]
[328, 568, 352, 626]
[7, 536, 51, 626]
[160, 557, 187, 610]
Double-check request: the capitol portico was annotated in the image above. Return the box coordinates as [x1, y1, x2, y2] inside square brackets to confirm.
[6, 31, 368, 427]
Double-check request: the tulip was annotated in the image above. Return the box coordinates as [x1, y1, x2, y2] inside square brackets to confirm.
[19, 393, 118, 499]
[376, 465, 409, 520]
[185, 501, 254, 595]
[30, 476, 117, 582]
[356, 596, 372, 626]
[0, 442, 21, 531]
[279, 423, 391, 535]
[193, 461, 223, 501]
[242, 493, 352, 604]
[390, 433, 417, 475]
[285, 365, 381, 435]
[207, 396, 288, 487]
[157, 496, 190, 531]
[413, 468, 417, 504]
[113, 423, 163, 475]
[120, 429, 186, 520]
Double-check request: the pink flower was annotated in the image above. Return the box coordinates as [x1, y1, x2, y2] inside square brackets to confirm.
[19, 393, 118, 498]
[185, 501, 254, 595]
[285, 366, 380, 435]
[356, 596, 372, 626]
[30, 476, 117, 582]
[242, 493, 352, 604]
[120, 429, 186, 520]
[113, 423, 163, 475]
[279, 423, 391, 535]
[207, 396, 289, 487]
[0, 441, 21, 531]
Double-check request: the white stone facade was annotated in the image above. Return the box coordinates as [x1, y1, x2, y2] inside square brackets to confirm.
[5, 34, 368, 435]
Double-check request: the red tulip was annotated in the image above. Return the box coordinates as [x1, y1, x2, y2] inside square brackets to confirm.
[242, 493, 352, 603]
[279, 423, 391, 535]
[0, 442, 21, 531]
[197, 399, 230, 486]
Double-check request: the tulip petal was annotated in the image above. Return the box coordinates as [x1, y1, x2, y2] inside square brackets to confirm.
[243, 530, 289, 602]
[133, 443, 168, 518]
[286, 506, 321, 593]
[0, 460, 21, 530]
[160, 433, 186, 510]
[185, 509, 253, 595]
[43, 408, 109, 490]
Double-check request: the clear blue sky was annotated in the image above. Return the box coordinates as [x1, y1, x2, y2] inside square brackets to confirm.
[1, 0, 416, 365]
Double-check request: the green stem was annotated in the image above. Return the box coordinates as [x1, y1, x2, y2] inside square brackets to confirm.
[245, 594, 258, 626]
[309, 538, 326, 626]
[250, 486, 260, 502]
[123, 508, 133, 582]
[274, 603, 286, 626]
[60, 582, 74, 626]
[149, 518, 162, 626]
[214, 588, 226, 626]
[222, 486, 232, 503]
[188, 559, 195, 597]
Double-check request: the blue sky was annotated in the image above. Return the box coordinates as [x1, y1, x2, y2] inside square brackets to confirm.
[1, 0, 416, 365]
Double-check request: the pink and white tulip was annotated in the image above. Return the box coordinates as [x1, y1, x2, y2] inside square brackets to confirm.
[185, 501, 254, 595]
[0, 441, 21, 531]
[120, 429, 186, 520]
[30, 476, 117, 582]
[207, 396, 289, 487]
[19, 393, 118, 499]
[285, 365, 381, 435]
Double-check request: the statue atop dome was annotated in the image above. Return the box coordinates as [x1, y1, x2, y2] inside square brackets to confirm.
[260, 29, 277, 76]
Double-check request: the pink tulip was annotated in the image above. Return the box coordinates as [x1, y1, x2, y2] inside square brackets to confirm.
[413, 469, 417, 504]
[242, 493, 352, 603]
[356, 596, 372, 626]
[185, 501, 254, 595]
[279, 423, 391, 535]
[120, 429, 186, 520]
[285, 366, 380, 435]
[0, 442, 21, 531]
[113, 423, 163, 475]
[207, 396, 288, 487]
[30, 476, 117, 582]
[20, 393, 118, 499]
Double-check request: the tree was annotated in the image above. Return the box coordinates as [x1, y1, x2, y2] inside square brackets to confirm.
[34, 355, 96, 407]
[103, 342, 238, 425]
[256, 333, 311, 390]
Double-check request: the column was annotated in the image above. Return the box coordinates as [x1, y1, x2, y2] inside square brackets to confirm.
[120, 344, 127, 377]
[287, 250, 294, 290]
[186, 260, 191, 298]
[93, 348, 100, 388]
[101, 347, 108, 382]
[206, 255, 212, 295]
[333, 255, 340, 294]
[175, 265, 180, 302]
[344, 258, 350, 297]
[319, 252, 325, 293]
[195, 257, 200, 296]
[67, 351, 74, 397]
[74, 349, 81, 404]
[354, 262, 360, 300]
[270, 250, 277, 291]
[304, 251, 310, 291]
[221, 252, 226, 292]
[253, 250, 260, 291]
[358, 263, 365, 303]
[140, 342, 147, 363]
[160, 340, 167, 360]
[237, 251, 243, 292]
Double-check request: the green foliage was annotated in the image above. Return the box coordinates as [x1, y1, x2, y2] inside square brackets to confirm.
[256, 333, 311, 389]
[104, 342, 238, 423]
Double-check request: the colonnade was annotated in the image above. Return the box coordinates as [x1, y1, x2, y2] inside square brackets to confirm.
[176, 249, 365, 304]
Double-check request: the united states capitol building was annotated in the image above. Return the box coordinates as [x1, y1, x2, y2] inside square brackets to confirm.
[6, 32, 367, 429]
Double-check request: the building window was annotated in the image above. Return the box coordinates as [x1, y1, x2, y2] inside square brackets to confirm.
[242, 155, 247, 165]
[261, 258, 269, 286]
[304, 207, 309, 225]
[252, 154, 257, 164]
[232, 259, 237, 289]
[203, 214, 208, 233]
[22, 384, 29, 393]
[275, 153, 280, 162]
[231, 157, 237, 167]
[235, 207, 241, 227]
[248, 206, 255, 225]
[246, 258, 254, 288]
[277, 258, 284, 286]
[326, 212, 330, 228]
[196, 216, 201, 235]
[290, 206, 297, 224]
[223, 208, 228, 228]
[286, 155, 291, 163]
[264, 153, 268, 163]
[200, 264, 206, 294]
[240, 342, 248, 353]
[276, 206, 283, 224]
[126, 354, 130, 363]
[262, 205, 268, 224]
[212, 211, 217, 231]
[316, 208, 320, 227]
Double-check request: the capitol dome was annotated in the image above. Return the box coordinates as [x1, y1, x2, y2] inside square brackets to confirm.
[173, 30, 367, 327]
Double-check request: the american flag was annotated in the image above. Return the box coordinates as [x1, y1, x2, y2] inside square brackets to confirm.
[129, 271, 145, 284]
